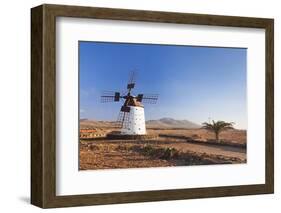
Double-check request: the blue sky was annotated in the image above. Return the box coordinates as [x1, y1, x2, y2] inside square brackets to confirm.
[79, 41, 247, 129]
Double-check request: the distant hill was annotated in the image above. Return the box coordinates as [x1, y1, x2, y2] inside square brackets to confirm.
[146, 117, 201, 129]
[80, 117, 201, 129]
[80, 119, 115, 128]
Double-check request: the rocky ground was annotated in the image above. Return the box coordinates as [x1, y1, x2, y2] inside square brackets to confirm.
[79, 136, 246, 170]
[79, 120, 246, 170]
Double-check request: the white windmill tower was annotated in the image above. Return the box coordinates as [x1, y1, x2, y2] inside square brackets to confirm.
[101, 72, 158, 135]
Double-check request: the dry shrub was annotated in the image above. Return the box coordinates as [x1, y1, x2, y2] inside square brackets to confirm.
[131, 145, 179, 160]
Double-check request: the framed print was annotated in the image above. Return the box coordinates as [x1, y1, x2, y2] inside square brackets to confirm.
[31, 4, 274, 208]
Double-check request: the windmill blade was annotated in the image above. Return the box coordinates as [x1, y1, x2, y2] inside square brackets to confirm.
[117, 110, 130, 129]
[100, 91, 120, 103]
[121, 105, 130, 112]
[100, 95, 115, 103]
[101, 90, 116, 96]
[141, 94, 159, 104]
[127, 70, 137, 89]
[136, 94, 143, 102]
[114, 92, 120, 101]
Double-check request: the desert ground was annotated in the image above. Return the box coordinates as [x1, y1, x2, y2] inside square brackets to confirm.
[79, 119, 246, 170]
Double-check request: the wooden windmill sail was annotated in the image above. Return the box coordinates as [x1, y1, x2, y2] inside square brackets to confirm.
[101, 71, 158, 135]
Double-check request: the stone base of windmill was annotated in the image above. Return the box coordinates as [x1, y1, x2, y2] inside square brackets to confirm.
[106, 132, 158, 140]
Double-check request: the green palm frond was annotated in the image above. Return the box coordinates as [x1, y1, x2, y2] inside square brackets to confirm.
[201, 120, 235, 141]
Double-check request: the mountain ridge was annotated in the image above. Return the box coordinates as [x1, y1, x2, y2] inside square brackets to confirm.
[80, 117, 201, 129]
[146, 117, 201, 129]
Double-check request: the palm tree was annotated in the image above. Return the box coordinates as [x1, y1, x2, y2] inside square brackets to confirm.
[202, 120, 234, 142]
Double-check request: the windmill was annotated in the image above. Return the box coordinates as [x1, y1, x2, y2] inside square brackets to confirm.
[101, 71, 158, 135]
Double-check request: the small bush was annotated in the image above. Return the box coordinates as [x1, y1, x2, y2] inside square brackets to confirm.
[161, 147, 179, 160]
[142, 145, 154, 155]
[87, 144, 99, 151]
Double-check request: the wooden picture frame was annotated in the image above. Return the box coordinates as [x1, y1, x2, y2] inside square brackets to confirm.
[31, 4, 274, 208]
